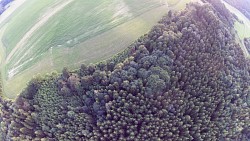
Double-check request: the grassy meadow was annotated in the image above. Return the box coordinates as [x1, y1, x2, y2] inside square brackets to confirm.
[2, 0, 60, 54]
[1, 0, 197, 99]
[222, 0, 250, 39]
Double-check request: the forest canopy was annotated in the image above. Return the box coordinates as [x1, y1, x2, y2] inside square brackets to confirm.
[244, 38, 250, 54]
[0, 0, 249, 140]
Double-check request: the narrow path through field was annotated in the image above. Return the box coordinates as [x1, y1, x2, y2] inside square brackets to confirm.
[5, 0, 74, 63]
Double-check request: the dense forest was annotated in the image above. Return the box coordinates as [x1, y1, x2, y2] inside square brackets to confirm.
[0, 0, 250, 140]
[224, 0, 250, 20]
[245, 38, 250, 53]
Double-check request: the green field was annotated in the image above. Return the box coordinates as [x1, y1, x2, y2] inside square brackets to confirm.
[222, 0, 250, 58]
[4, 0, 165, 78]
[222, 1, 250, 39]
[2, 0, 61, 54]
[0, 0, 194, 99]
[166, 0, 181, 6]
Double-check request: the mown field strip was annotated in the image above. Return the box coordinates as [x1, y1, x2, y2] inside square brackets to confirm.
[5, 0, 74, 63]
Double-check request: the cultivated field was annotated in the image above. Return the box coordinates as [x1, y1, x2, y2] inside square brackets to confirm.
[0, 0, 192, 99]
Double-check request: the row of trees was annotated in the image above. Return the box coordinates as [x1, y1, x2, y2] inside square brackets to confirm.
[0, 0, 249, 140]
